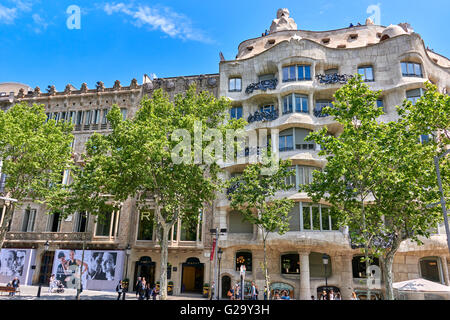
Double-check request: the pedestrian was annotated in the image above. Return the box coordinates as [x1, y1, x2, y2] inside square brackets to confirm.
[10, 276, 20, 296]
[251, 282, 257, 300]
[152, 284, 159, 300]
[319, 290, 327, 300]
[145, 282, 151, 300]
[335, 292, 341, 300]
[49, 274, 56, 293]
[116, 280, 124, 300]
[329, 289, 335, 300]
[227, 287, 234, 300]
[351, 291, 359, 300]
[210, 281, 215, 300]
[311, 295, 315, 300]
[135, 277, 142, 298]
[263, 286, 268, 300]
[235, 283, 240, 300]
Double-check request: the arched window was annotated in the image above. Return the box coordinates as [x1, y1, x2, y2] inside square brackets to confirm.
[281, 254, 300, 274]
[235, 251, 252, 272]
[309, 252, 332, 278]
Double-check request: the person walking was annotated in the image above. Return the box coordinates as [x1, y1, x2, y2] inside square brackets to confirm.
[351, 291, 359, 300]
[48, 274, 56, 293]
[251, 282, 257, 300]
[210, 281, 215, 300]
[116, 280, 124, 300]
[145, 282, 151, 300]
[135, 277, 142, 298]
[10, 277, 20, 296]
[263, 286, 268, 300]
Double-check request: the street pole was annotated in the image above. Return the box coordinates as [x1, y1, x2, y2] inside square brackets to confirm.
[76, 232, 86, 300]
[435, 149, 450, 255]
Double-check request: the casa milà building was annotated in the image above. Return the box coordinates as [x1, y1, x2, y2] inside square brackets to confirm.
[215, 9, 450, 300]
[0, 8, 449, 299]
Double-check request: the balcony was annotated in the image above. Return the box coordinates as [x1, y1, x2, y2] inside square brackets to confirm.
[245, 78, 278, 94]
[247, 109, 279, 123]
[6, 232, 92, 242]
[316, 73, 353, 85]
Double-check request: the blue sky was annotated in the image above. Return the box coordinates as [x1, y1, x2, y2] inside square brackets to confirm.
[0, 0, 448, 91]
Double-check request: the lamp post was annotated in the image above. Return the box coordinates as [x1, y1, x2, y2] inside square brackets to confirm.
[37, 240, 50, 297]
[217, 248, 223, 300]
[125, 244, 131, 279]
[322, 254, 329, 296]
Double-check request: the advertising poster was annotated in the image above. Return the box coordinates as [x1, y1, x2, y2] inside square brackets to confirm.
[51, 249, 124, 291]
[0, 248, 36, 285]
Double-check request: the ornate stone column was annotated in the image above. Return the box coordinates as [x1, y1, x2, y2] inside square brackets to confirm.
[299, 251, 311, 300]
[441, 256, 450, 286]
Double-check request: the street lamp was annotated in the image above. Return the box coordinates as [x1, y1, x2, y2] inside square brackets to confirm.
[37, 240, 50, 297]
[322, 254, 329, 294]
[125, 244, 131, 279]
[217, 248, 223, 300]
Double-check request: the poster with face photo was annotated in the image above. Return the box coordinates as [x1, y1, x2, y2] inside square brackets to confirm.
[52, 250, 123, 291]
[0, 249, 35, 285]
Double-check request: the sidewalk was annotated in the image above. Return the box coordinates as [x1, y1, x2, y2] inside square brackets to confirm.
[0, 285, 207, 300]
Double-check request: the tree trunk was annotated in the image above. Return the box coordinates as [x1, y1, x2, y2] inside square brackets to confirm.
[381, 236, 402, 300]
[364, 246, 371, 300]
[0, 199, 14, 253]
[159, 225, 170, 300]
[263, 235, 270, 300]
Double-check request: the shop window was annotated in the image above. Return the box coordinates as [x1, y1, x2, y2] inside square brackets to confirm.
[281, 254, 300, 274]
[235, 251, 252, 272]
[352, 255, 380, 278]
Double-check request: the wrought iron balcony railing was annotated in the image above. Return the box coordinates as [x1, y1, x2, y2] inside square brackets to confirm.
[247, 109, 279, 123]
[245, 78, 278, 94]
[316, 73, 353, 85]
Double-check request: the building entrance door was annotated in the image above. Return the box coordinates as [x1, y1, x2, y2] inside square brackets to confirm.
[222, 275, 231, 299]
[181, 257, 204, 293]
[38, 251, 54, 285]
[133, 256, 155, 291]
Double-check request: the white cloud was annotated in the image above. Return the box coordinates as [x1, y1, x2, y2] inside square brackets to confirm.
[32, 13, 48, 33]
[103, 2, 212, 43]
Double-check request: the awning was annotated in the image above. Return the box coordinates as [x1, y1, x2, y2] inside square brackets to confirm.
[393, 278, 450, 292]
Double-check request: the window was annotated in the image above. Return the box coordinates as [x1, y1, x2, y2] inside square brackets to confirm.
[47, 212, 61, 232]
[282, 66, 296, 82]
[420, 257, 443, 283]
[401, 62, 423, 77]
[325, 68, 338, 75]
[352, 255, 380, 278]
[298, 166, 319, 186]
[69, 111, 76, 124]
[358, 66, 374, 82]
[281, 254, 300, 274]
[22, 208, 36, 232]
[284, 94, 308, 114]
[419, 134, 431, 144]
[73, 211, 88, 232]
[120, 108, 128, 121]
[180, 215, 200, 241]
[279, 133, 293, 152]
[314, 100, 333, 118]
[301, 203, 338, 231]
[294, 128, 314, 150]
[376, 99, 385, 112]
[137, 210, 154, 241]
[287, 203, 300, 231]
[84, 110, 92, 125]
[236, 251, 252, 272]
[92, 109, 100, 125]
[95, 211, 120, 237]
[283, 65, 312, 82]
[101, 109, 109, 125]
[230, 106, 243, 119]
[260, 105, 275, 113]
[298, 65, 312, 81]
[259, 74, 274, 82]
[406, 88, 424, 105]
[309, 253, 332, 278]
[228, 211, 253, 233]
[76, 111, 84, 125]
[229, 78, 242, 92]
[284, 166, 296, 189]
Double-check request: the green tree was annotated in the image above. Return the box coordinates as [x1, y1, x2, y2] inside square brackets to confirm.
[304, 76, 442, 300]
[227, 159, 295, 299]
[0, 103, 73, 250]
[54, 86, 243, 300]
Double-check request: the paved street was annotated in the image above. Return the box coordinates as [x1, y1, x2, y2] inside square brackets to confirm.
[0, 285, 207, 300]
